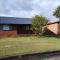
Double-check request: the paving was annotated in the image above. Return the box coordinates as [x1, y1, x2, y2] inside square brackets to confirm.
[1, 51, 60, 60]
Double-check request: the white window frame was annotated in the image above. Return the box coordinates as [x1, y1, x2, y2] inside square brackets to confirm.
[3, 25, 10, 30]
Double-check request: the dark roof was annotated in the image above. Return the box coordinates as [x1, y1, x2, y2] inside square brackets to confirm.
[0, 16, 32, 24]
[47, 21, 60, 25]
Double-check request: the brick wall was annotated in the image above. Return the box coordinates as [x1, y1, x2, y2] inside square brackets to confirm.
[47, 23, 59, 35]
[0, 30, 17, 37]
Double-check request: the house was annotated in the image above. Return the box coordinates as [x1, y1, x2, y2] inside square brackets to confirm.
[0, 16, 33, 36]
[44, 21, 60, 35]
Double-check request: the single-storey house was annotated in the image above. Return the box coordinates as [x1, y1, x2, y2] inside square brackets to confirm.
[45, 21, 60, 35]
[0, 16, 33, 36]
[0, 16, 60, 36]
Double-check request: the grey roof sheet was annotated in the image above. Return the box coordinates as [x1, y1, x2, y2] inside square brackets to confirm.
[0, 16, 32, 24]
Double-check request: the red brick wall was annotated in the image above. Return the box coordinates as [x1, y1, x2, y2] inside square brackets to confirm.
[47, 23, 59, 35]
[0, 30, 17, 37]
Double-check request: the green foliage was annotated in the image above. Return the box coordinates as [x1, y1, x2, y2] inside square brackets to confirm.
[53, 6, 60, 19]
[32, 15, 48, 35]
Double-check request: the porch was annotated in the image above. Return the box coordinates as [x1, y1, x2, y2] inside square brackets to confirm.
[0, 24, 33, 36]
[17, 24, 33, 34]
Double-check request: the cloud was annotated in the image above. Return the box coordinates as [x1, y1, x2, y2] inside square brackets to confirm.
[32, 0, 60, 19]
[0, 0, 60, 21]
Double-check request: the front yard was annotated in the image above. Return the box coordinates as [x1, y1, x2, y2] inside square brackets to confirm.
[0, 36, 60, 58]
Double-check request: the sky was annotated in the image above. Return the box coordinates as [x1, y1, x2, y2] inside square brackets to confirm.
[0, 0, 60, 21]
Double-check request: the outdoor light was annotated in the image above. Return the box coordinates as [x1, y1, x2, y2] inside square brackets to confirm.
[53, 28, 55, 30]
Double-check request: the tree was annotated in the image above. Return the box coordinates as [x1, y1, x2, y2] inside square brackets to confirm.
[53, 6, 60, 19]
[32, 15, 48, 35]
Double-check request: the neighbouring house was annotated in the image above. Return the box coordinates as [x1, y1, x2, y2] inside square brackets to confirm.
[44, 21, 60, 35]
[0, 16, 33, 36]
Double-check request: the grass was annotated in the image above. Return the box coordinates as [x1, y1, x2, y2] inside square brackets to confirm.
[0, 36, 60, 57]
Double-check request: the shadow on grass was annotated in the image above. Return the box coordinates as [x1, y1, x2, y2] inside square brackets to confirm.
[36, 34, 60, 39]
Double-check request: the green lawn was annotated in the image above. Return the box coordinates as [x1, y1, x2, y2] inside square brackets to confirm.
[0, 36, 60, 58]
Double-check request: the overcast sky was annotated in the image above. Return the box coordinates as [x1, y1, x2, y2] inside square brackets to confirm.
[0, 0, 60, 21]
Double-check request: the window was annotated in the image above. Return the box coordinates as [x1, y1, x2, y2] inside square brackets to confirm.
[10, 26, 16, 30]
[0, 25, 16, 30]
[0, 25, 3, 30]
[26, 26, 30, 30]
[3, 25, 10, 30]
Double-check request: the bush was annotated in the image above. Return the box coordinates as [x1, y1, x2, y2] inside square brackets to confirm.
[32, 15, 48, 35]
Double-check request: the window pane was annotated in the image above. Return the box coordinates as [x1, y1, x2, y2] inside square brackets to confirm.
[10, 25, 16, 30]
[3, 25, 10, 30]
[26, 26, 29, 30]
[0, 25, 16, 30]
[0, 25, 3, 30]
